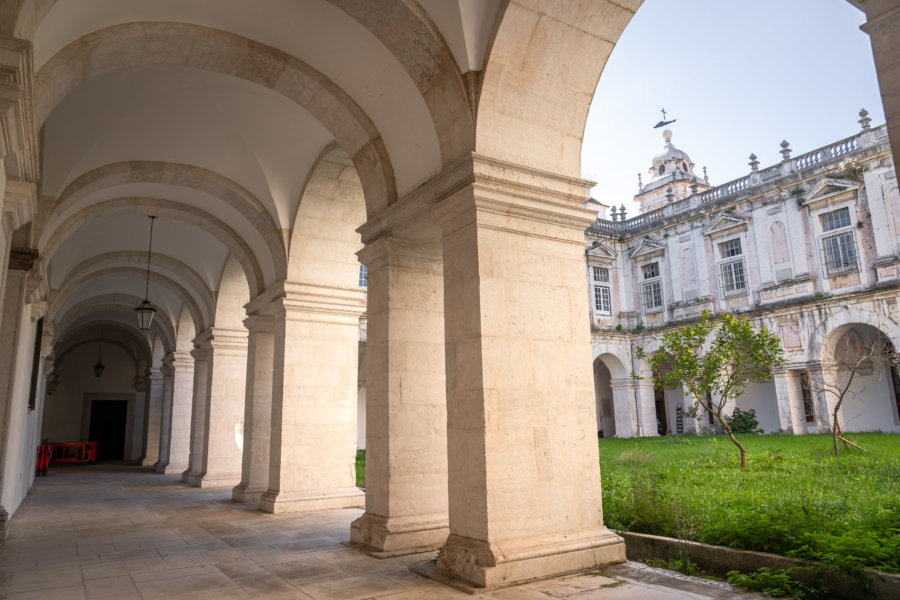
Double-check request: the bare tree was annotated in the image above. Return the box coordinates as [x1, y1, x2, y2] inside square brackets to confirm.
[820, 328, 898, 457]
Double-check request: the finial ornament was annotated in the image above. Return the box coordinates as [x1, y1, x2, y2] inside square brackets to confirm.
[858, 108, 871, 130]
[779, 140, 792, 161]
[749, 153, 759, 172]
[610, 205, 618, 221]
[619, 204, 627, 220]
[637, 172, 643, 191]
[702, 166, 709, 184]
[663, 128, 673, 144]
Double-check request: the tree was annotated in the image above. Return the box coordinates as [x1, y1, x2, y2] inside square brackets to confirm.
[637, 312, 784, 469]
[820, 327, 898, 457]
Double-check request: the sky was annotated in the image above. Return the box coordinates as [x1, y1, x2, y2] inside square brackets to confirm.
[581, 0, 885, 215]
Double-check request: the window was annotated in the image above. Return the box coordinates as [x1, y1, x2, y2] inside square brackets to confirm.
[641, 262, 663, 311]
[593, 285, 611, 314]
[358, 264, 368, 288]
[821, 232, 857, 275]
[592, 266, 609, 283]
[717, 239, 747, 295]
[820, 207, 851, 232]
[642, 262, 659, 280]
[719, 238, 742, 259]
[799, 372, 815, 423]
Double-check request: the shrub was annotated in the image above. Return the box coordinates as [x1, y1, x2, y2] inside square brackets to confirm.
[723, 407, 763, 434]
[727, 568, 824, 599]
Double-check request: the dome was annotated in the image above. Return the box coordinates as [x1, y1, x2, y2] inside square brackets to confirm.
[643, 128, 700, 191]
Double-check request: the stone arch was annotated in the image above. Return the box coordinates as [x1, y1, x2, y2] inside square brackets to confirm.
[44, 161, 286, 280]
[53, 296, 176, 356]
[54, 321, 152, 374]
[39, 197, 265, 296]
[329, 0, 474, 166]
[593, 352, 627, 438]
[288, 145, 367, 288]
[174, 305, 196, 353]
[820, 322, 900, 433]
[35, 21, 397, 215]
[213, 255, 250, 330]
[47, 267, 207, 337]
[56, 252, 215, 330]
[475, 1, 637, 176]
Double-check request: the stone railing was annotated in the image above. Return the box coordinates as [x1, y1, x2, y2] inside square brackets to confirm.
[589, 124, 888, 238]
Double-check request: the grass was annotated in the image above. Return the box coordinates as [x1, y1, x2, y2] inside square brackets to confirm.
[598, 433, 900, 573]
[353, 433, 900, 573]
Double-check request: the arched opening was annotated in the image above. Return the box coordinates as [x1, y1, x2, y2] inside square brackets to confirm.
[593, 357, 615, 437]
[823, 324, 900, 433]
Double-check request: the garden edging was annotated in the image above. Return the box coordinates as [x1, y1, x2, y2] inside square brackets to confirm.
[619, 531, 900, 600]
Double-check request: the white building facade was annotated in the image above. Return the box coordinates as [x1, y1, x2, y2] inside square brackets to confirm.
[587, 116, 900, 438]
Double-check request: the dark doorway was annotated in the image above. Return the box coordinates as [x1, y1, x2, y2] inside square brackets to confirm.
[88, 400, 128, 460]
[654, 388, 668, 436]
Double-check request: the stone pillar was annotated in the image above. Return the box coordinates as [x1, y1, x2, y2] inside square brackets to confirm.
[141, 367, 164, 466]
[772, 368, 807, 434]
[431, 159, 624, 588]
[155, 359, 174, 471]
[192, 328, 248, 488]
[859, 2, 900, 174]
[609, 378, 636, 438]
[157, 352, 193, 474]
[808, 361, 834, 432]
[128, 374, 148, 463]
[182, 347, 209, 483]
[349, 237, 449, 555]
[260, 283, 365, 513]
[233, 315, 274, 502]
[633, 380, 659, 437]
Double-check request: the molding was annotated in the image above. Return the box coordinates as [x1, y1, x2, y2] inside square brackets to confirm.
[801, 177, 859, 207]
[0, 37, 38, 183]
[629, 238, 665, 259]
[703, 213, 748, 238]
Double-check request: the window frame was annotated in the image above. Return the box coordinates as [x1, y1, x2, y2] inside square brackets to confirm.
[816, 206, 859, 277]
[715, 237, 748, 297]
[640, 261, 664, 312]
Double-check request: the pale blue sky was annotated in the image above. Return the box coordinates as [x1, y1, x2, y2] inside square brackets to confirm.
[582, 0, 885, 215]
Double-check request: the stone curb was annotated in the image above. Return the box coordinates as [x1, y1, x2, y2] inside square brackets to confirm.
[620, 531, 900, 600]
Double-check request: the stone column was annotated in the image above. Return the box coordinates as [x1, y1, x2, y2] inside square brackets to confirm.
[859, 2, 900, 174]
[260, 283, 365, 513]
[808, 361, 834, 432]
[233, 315, 274, 502]
[432, 159, 624, 588]
[193, 328, 248, 488]
[128, 375, 147, 463]
[157, 352, 193, 474]
[771, 368, 807, 434]
[155, 360, 174, 470]
[609, 378, 636, 438]
[349, 237, 449, 555]
[633, 380, 659, 437]
[182, 347, 209, 483]
[141, 367, 164, 466]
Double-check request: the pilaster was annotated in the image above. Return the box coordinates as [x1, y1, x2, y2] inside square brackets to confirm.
[232, 314, 274, 503]
[609, 378, 637, 438]
[349, 236, 449, 556]
[182, 346, 209, 483]
[141, 367, 164, 466]
[157, 351, 193, 474]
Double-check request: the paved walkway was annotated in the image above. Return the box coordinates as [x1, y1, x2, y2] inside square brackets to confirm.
[1, 465, 761, 599]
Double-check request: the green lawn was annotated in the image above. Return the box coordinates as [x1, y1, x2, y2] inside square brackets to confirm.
[598, 433, 900, 573]
[354, 433, 900, 573]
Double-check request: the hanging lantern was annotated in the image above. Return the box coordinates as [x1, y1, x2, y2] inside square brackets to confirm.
[94, 327, 105, 377]
[135, 216, 158, 330]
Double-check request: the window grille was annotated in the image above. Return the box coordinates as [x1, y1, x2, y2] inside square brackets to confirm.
[593, 285, 611, 314]
[820, 207, 851, 232]
[592, 266, 609, 283]
[359, 264, 368, 288]
[821, 232, 857, 275]
[719, 259, 747, 295]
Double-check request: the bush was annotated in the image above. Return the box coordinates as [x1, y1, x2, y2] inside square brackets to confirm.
[727, 568, 824, 599]
[723, 407, 763, 434]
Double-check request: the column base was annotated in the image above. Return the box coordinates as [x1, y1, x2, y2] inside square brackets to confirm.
[157, 463, 185, 475]
[349, 512, 449, 557]
[141, 456, 159, 467]
[259, 487, 365, 514]
[193, 473, 241, 488]
[232, 482, 266, 503]
[413, 529, 625, 591]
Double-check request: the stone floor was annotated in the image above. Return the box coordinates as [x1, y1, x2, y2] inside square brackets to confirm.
[0, 465, 762, 599]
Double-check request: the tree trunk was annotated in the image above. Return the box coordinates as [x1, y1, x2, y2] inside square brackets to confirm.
[721, 421, 747, 469]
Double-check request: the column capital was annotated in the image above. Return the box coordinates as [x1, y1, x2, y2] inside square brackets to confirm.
[193, 327, 248, 354]
[2, 180, 37, 234]
[245, 280, 365, 325]
[243, 313, 274, 334]
[147, 366, 164, 384]
[358, 236, 442, 276]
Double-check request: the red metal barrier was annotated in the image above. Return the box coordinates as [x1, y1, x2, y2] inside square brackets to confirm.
[49, 442, 99, 464]
[35, 444, 51, 475]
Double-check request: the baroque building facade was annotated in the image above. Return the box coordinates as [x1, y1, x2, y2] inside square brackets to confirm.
[586, 117, 900, 439]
